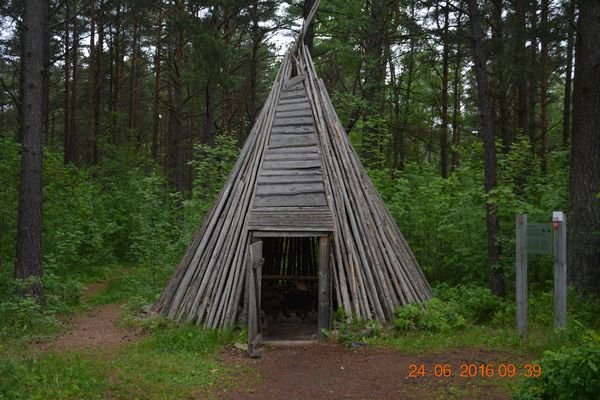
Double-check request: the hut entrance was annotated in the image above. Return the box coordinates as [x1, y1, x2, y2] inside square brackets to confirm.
[247, 233, 331, 350]
[261, 236, 319, 341]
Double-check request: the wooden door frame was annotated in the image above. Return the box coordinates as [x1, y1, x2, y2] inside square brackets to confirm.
[247, 231, 332, 345]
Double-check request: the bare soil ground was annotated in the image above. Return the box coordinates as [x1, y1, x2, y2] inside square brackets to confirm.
[217, 343, 525, 400]
[44, 303, 142, 351]
[36, 281, 142, 352]
[31, 279, 524, 399]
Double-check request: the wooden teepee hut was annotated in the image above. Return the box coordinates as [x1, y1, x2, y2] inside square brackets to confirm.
[152, 4, 433, 342]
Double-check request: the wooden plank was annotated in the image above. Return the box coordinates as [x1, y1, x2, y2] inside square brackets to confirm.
[254, 192, 328, 207]
[250, 219, 333, 227]
[250, 211, 334, 219]
[272, 116, 314, 126]
[262, 159, 321, 170]
[283, 75, 305, 89]
[255, 182, 324, 196]
[515, 213, 528, 337]
[250, 210, 332, 216]
[257, 175, 323, 185]
[262, 275, 318, 281]
[247, 252, 259, 357]
[251, 241, 263, 264]
[271, 125, 315, 135]
[278, 97, 309, 105]
[251, 230, 332, 237]
[318, 235, 331, 339]
[279, 89, 305, 99]
[275, 109, 313, 119]
[264, 153, 320, 161]
[259, 169, 321, 176]
[277, 102, 311, 112]
[284, 82, 304, 92]
[269, 134, 317, 147]
[267, 146, 318, 155]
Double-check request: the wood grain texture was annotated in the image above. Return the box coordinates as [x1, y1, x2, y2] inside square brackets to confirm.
[152, 43, 432, 332]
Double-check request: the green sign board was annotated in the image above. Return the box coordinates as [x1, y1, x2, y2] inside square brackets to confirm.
[526, 222, 553, 255]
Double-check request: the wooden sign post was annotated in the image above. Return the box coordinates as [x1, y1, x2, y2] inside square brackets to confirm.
[553, 212, 567, 336]
[515, 214, 528, 336]
[515, 212, 567, 337]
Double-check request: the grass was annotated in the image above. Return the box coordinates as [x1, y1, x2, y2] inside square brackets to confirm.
[2, 267, 598, 400]
[1, 323, 250, 400]
[0, 267, 252, 400]
[369, 324, 567, 356]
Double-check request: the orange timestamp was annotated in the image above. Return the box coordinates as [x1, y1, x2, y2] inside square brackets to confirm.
[408, 363, 542, 379]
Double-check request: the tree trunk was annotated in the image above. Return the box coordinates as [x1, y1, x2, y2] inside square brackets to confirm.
[539, 0, 549, 174]
[360, 0, 387, 166]
[388, 45, 402, 174]
[528, 0, 537, 157]
[93, 0, 104, 162]
[70, 23, 79, 165]
[63, 1, 72, 164]
[171, 0, 186, 194]
[86, 0, 96, 165]
[568, 0, 600, 294]
[514, 0, 528, 136]
[492, 0, 509, 152]
[303, 0, 316, 51]
[440, 1, 450, 178]
[466, 0, 504, 297]
[451, 1, 463, 170]
[247, 5, 260, 133]
[562, 0, 575, 146]
[129, 16, 140, 146]
[152, 10, 163, 162]
[204, 77, 217, 145]
[16, 0, 48, 298]
[451, 24, 462, 169]
[399, 1, 417, 169]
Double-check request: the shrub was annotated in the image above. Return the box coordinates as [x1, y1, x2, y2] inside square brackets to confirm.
[333, 317, 382, 345]
[394, 298, 466, 333]
[513, 331, 600, 400]
[435, 284, 502, 324]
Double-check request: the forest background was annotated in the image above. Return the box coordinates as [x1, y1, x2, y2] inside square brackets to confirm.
[1, 0, 599, 398]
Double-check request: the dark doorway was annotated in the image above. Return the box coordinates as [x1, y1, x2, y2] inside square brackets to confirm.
[260, 236, 319, 341]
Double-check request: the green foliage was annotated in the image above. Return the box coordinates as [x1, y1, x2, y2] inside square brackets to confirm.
[184, 134, 239, 240]
[434, 283, 502, 324]
[0, 138, 184, 339]
[0, 323, 243, 400]
[333, 317, 383, 345]
[513, 331, 600, 400]
[149, 324, 236, 355]
[0, 352, 107, 400]
[377, 140, 568, 287]
[394, 298, 466, 333]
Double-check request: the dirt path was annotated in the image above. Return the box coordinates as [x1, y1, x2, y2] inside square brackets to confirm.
[37, 280, 142, 352]
[218, 343, 526, 400]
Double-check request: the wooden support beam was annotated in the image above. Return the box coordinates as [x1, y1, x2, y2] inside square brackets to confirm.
[554, 212, 567, 336]
[318, 235, 331, 340]
[515, 213, 528, 336]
